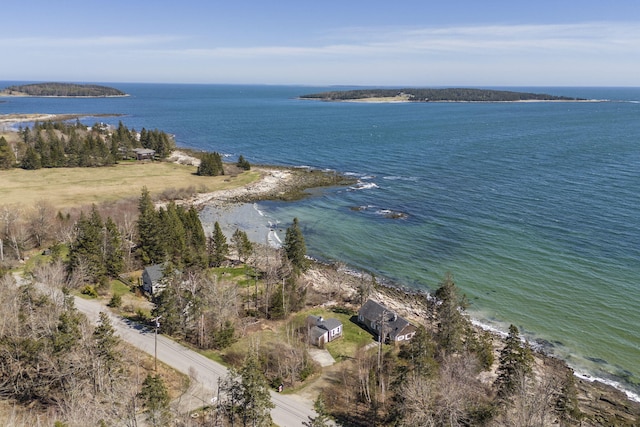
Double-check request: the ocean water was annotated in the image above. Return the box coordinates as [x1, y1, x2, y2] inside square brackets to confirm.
[2, 83, 639, 398]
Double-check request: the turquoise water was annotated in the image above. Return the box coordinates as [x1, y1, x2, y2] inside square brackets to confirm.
[2, 83, 639, 398]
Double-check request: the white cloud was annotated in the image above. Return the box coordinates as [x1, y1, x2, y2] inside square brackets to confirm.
[2, 22, 639, 85]
[150, 22, 640, 61]
[0, 35, 184, 48]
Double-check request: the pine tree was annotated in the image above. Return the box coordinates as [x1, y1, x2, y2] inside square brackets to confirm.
[53, 292, 83, 353]
[68, 206, 106, 282]
[232, 228, 253, 263]
[303, 395, 332, 427]
[283, 217, 309, 273]
[137, 187, 165, 265]
[494, 324, 534, 399]
[197, 152, 224, 176]
[398, 325, 438, 378]
[237, 154, 251, 170]
[92, 312, 122, 393]
[139, 374, 171, 427]
[239, 351, 274, 426]
[434, 273, 468, 356]
[20, 145, 41, 169]
[208, 221, 229, 267]
[104, 217, 124, 278]
[183, 206, 207, 268]
[0, 136, 16, 169]
[158, 203, 186, 267]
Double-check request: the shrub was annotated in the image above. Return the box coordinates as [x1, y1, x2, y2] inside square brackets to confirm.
[81, 285, 98, 298]
[108, 293, 123, 308]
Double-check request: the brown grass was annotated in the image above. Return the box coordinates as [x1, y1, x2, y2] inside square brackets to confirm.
[0, 162, 260, 208]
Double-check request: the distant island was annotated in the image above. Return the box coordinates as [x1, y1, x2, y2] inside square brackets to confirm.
[0, 82, 127, 97]
[300, 88, 586, 102]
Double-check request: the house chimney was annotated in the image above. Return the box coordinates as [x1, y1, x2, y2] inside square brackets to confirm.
[318, 316, 323, 323]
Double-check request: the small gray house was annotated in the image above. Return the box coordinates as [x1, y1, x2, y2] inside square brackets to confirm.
[142, 264, 166, 295]
[132, 148, 156, 161]
[306, 315, 343, 347]
[358, 299, 417, 343]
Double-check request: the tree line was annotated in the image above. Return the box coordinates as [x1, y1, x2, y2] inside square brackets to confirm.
[301, 87, 583, 102]
[0, 120, 175, 170]
[2, 82, 126, 97]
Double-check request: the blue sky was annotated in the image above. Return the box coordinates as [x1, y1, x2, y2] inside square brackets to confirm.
[3, 0, 639, 86]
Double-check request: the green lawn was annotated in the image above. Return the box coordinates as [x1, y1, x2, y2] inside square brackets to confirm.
[294, 308, 376, 361]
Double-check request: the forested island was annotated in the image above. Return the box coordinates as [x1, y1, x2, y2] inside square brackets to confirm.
[0, 82, 127, 97]
[301, 87, 585, 102]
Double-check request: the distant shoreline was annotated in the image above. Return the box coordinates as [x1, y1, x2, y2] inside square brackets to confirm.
[0, 91, 129, 98]
[300, 95, 605, 104]
[299, 87, 593, 103]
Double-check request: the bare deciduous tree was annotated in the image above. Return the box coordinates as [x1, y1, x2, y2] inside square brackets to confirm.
[28, 200, 55, 248]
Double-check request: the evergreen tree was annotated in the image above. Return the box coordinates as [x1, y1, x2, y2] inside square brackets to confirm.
[139, 374, 171, 427]
[434, 273, 468, 356]
[197, 152, 224, 176]
[182, 206, 207, 268]
[53, 292, 83, 353]
[68, 206, 106, 282]
[237, 154, 251, 170]
[150, 279, 183, 336]
[467, 329, 495, 371]
[494, 324, 534, 399]
[92, 312, 122, 392]
[232, 228, 253, 263]
[0, 136, 16, 169]
[137, 187, 165, 265]
[158, 203, 186, 267]
[20, 145, 41, 169]
[303, 395, 332, 427]
[239, 351, 274, 427]
[398, 325, 438, 378]
[283, 217, 309, 273]
[208, 221, 229, 267]
[104, 216, 124, 278]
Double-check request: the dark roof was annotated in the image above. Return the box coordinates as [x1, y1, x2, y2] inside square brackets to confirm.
[144, 264, 164, 283]
[310, 326, 328, 340]
[307, 315, 342, 332]
[359, 299, 413, 339]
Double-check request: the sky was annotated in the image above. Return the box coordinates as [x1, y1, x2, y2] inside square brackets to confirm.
[2, 0, 640, 86]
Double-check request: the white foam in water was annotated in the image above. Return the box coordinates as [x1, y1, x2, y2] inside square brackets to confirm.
[349, 181, 379, 191]
[575, 372, 640, 403]
[469, 318, 640, 402]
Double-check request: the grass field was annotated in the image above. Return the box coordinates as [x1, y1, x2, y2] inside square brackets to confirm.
[0, 162, 260, 208]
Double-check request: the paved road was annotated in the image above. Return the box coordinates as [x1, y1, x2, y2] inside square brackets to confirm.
[73, 297, 317, 426]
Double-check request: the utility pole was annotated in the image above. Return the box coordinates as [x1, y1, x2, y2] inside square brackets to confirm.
[152, 315, 162, 371]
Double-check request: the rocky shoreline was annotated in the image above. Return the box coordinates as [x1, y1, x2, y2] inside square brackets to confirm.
[182, 153, 639, 425]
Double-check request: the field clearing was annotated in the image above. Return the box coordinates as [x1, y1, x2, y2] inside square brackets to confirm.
[0, 161, 259, 208]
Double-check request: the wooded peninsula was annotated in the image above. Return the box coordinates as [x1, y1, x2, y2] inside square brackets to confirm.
[0, 82, 127, 97]
[300, 87, 586, 102]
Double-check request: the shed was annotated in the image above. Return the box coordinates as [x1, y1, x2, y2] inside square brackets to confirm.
[306, 315, 343, 346]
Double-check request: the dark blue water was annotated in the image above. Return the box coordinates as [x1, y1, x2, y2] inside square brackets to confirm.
[2, 83, 639, 398]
